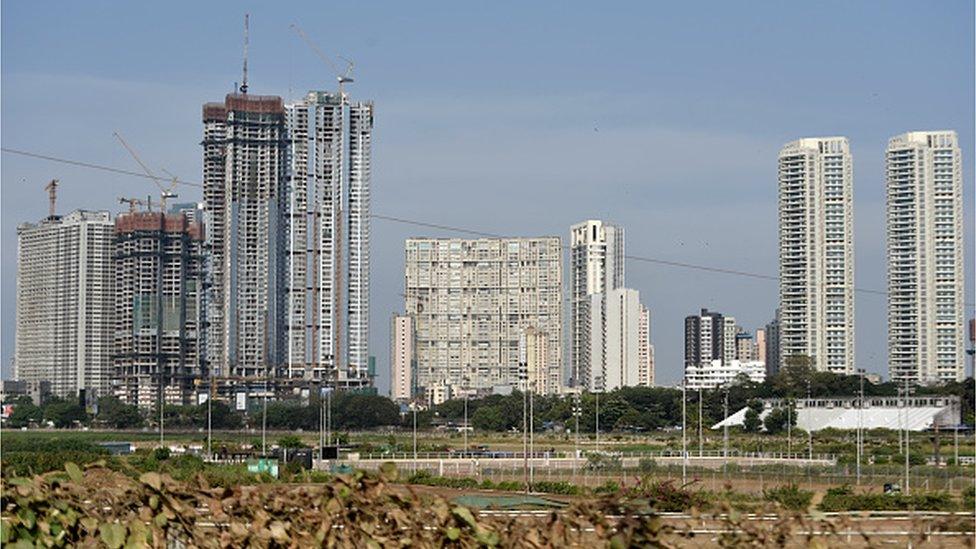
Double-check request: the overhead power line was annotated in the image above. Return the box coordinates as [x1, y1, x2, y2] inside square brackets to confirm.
[1, 147, 203, 188]
[5, 146, 970, 305]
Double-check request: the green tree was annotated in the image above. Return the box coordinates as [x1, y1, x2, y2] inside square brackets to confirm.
[42, 398, 88, 428]
[743, 399, 764, 433]
[7, 401, 43, 428]
[277, 435, 306, 449]
[762, 405, 795, 435]
[96, 396, 143, 428]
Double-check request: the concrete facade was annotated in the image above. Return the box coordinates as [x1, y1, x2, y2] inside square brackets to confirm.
[15, 210, 115, 400]
[886, 131, 965, 384]
[778, 137, 855, 374]
[112, 212, 205, 408]
[570, 220, 624, 390]
[285, 91, 374, 386]
[390, 314, 413, 401]
[404, 237, 562, 394]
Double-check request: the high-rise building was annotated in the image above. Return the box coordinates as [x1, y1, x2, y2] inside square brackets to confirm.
[112, 211, 205, 408]
[638, 304, 654, 387]
[285, 91, 374, 386]
[519, 326, 551, 394]
[778, 137, 855, 374]
[390, 314, 413, 401]
[764, 310, 782, 376]
[886, 131, 965, 384]
[570, 220, 624, 390]
[404, 237, 562, 394]
[735, 329, 756, 362]
[202, 93, 288, 379]
[583, 288, 650, 391]
[602, 288, 642, 391]
[755, 328, 767, 365]
[15, 210, 115, 400]
[684, 308, 734, 370]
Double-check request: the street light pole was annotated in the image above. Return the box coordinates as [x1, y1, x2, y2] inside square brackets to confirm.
[857, 371, 864, 486]
[904, 376, 910, 495]
[698, 386, 703, 458]
[806, 380, 812, 460]
[206, 374, 213, 461]
[595, 391, 600, 453]
[522, 380, 528, 494]
[723, 389, 729, 459]
[463, 384, 469, 452]
[529, 380, 535, 485]
[682, 379, 687, 485]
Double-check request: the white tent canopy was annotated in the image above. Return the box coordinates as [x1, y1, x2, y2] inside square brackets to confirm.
[712, 396, 960, 432]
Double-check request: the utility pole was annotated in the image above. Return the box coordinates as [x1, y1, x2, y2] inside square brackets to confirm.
[572, 393, 580, 482]
[206, 374, 213, 460]
[698, 386, 703, 458]
[463, 377, 469, 453]
[522, 382, 529, 494]
[412, 401, 418, 461]
[857, 370, 864, 485]
[806, 380, 812, 460]
[787, 400, 792, 457]
[682, 379, 687, 484]
[722, 386, 729, 460]
[529, 379, 535, 485]
[904, 375, 910, 495]
[595, 391, 600, 453]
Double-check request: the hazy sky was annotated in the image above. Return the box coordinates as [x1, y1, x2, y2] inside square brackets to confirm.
[2, 1, 974, 391]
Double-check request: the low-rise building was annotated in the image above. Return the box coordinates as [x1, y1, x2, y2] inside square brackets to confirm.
[684, 359, 765, 390]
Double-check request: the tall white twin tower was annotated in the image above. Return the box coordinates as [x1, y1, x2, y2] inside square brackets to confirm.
[203, 89, 373, 387]
[777, 131, 965, 384]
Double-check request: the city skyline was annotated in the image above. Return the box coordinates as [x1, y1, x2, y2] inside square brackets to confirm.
[2, 2, 974, 390]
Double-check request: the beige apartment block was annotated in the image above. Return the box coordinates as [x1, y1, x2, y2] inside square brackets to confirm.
[886, 131, 965, 384]
[778, 137, 855, 374]
[404, 237, 562, 394]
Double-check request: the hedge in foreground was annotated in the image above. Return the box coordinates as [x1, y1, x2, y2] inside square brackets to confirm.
[2, 463, 970, 547]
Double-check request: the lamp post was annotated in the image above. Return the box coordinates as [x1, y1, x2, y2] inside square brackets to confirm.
[903, 376, 910, 495]
[698, 386, 703, 458]
[856, 370, 864, 486]
[463, 380, 469, 453]
[682, 378, 687, 485]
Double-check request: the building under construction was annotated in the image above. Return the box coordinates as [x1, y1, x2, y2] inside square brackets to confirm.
[112, 211, 205, 408]
[202, 93, 289, 379]
[284, 90, 374, 387]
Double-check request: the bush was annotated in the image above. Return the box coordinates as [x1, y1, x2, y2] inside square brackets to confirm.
[594, 480, 621, 494]
[529, 481, 581, 495]
[633, 479, 708, 512]
[820, 490, 958, 512]
[763, 484, 813, 511]
[154, 447, 171, 461]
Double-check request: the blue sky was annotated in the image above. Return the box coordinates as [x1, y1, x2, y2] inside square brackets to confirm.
[2, 1, 973, 390]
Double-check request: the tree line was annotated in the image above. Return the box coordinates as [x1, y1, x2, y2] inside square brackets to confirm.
[5, 360, 972, 433]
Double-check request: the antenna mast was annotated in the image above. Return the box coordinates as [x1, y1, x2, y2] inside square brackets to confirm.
[240, 13, 249, 94]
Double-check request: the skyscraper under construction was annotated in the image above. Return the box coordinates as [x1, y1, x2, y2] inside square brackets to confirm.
[284, 90, 374, 387]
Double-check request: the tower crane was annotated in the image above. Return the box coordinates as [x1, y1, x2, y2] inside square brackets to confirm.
[113, 131, 179, 211]
[44, 179, 59, 218]
[118, 196, 154, 214]
[290, 23, 354, 97]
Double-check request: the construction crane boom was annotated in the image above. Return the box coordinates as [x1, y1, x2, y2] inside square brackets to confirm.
[44, 179, 59, 218]
[290, 23, 354, 95]
[113, 131, 179, 211]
